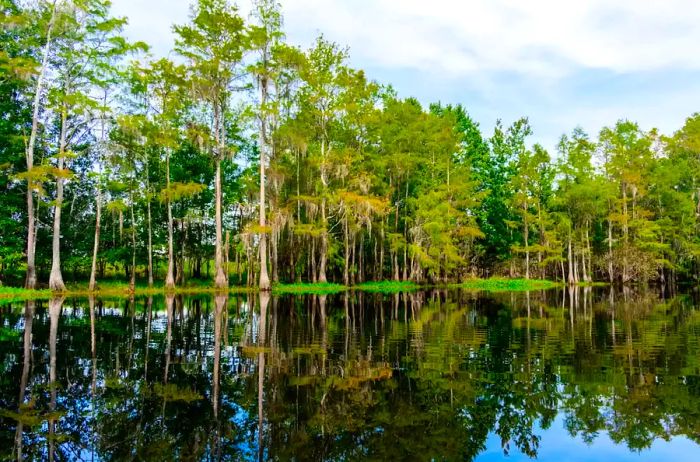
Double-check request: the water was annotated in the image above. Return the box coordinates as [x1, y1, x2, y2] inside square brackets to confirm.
[1, 288, 699, 461]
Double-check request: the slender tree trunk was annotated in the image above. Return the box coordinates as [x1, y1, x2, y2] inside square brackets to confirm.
[393, 251, 399, 281]
[402, 245, 408, 281]
[311, 238, 317, 283]
[214, 159, 227, 289]
[130, 199, 136, 292]
[358, 234, 364, 283]
[608, 216, 614, 283]
[318, 134, 328, 283]
[49, 108, 68, 291]
[88, 187, 101, 292]
[147, 195, 153, 288]
[343, 216, 349, 286]
[258, 74, 271, 291]
[25, 0, 58, 290]
[523, 214, 529, 280]
[379, 225, 385, 280]
[567, 236, 575, 285]
[271, 229, 279, 283]
[319, 200, 328, 283]
[351, 232, 356, 285]
[165, 151, 175, 290]
[622, 186, 628, 282]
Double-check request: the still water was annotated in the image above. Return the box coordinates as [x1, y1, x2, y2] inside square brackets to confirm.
[1, 288, 699, 461]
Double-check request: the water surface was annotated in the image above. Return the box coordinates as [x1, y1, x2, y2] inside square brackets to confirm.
[1, 288, 699, 461]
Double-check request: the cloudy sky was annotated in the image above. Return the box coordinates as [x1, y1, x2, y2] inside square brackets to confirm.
[112, 0, 700, 152]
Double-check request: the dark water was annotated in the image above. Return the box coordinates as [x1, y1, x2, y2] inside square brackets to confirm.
[1, 288, 699, 461]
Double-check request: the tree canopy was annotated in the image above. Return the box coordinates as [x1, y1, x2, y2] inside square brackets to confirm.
[2, 0, 700, 289]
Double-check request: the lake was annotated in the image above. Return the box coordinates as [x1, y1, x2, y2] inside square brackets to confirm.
[1, 287, 699, 461]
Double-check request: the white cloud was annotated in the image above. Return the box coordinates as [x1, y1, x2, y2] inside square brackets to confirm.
[111, 0, 700, 76]
[108, 0, 700, 150]
[111, 0, 191, 58]
[281, 0, 700, 78]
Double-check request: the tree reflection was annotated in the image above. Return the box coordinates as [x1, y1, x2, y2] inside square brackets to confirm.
[0, 288, 699, 460]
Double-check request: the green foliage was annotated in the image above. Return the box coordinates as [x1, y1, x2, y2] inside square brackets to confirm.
[3, 0, 700, 290]
[457, 278, 560, 291]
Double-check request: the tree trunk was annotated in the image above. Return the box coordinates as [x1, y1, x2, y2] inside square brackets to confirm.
[567, 236, 575, 285]
[129, 199, 136, 292]
[343, 216, 349, 286]
[147, 194, 154, 288]
[319, 200, 328, 283]
[25, 1, 58, 289]
[49, 107, 68, 291]
[214, 160, 227, 289]
[258, 72, 271, 291]
[608, 217, 614, 283]
[622, 186, 628, 282]
[88, 187, 101, 292]
[393, 251, 399, 281]
[165, 151, 175, 290]
[523, 215, 530, 280]
[379, 226, 385, 281]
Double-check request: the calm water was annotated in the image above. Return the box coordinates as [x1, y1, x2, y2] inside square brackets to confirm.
[1, 288, 699, 461]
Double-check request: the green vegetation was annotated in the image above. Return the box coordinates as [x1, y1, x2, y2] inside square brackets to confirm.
[2, 0, 700, 293]
[272, 282, 347, 294]
[353, 281, 421, 293]
[0, 286, 52, 300]
[457, 278, 560, 292]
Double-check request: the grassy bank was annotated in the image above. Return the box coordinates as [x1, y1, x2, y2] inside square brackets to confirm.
[456, 278, 561, 292]
[353, 280, 421, 293]
[1, 277, 570, 301]
[272, 282, 347, 294]
[0, 280, 254, 300]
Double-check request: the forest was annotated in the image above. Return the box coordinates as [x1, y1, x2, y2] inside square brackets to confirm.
[2, 0, 700, 292]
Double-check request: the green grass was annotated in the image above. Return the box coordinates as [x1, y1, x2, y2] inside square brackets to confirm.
[456, 278, 561, 292]
[272, 282, 347, 294]
[1, 276, 570, 301]
[0, 280, 253, 301]
[353, 280, 421, 293]
[0, 286, 52, 300]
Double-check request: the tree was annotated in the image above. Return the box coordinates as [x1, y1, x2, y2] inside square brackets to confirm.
[599, 121, 657, 283]
[21, 0, 59, 289]
[248, 0, 284, 291]
[175, 0, 247, 289]
[46, 0, 138, 291]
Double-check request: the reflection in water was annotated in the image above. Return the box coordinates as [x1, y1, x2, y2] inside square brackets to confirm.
[14, 301, 33, 462]
[48, 297, 61, 462]
[0, 288, 699, 460]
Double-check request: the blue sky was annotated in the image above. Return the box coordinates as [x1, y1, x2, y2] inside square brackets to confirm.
[111, 0, 700, 153]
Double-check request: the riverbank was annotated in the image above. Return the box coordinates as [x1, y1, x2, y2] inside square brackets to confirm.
[0, 277, 571, 301]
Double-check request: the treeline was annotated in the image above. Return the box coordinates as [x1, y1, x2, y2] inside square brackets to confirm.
[2, 0, 700, 290]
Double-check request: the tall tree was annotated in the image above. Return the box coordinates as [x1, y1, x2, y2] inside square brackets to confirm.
[22, 0, 59, 289]
[47, 0, 136, 290]
[175, 0, 246, 289]
[249, 0, 284, 291]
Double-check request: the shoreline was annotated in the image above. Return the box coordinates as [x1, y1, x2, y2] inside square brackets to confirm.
[0, 277, 601, 301]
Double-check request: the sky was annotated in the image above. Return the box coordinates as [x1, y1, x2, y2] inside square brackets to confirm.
[111, 0, 700, 153]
